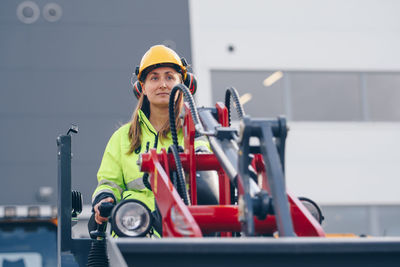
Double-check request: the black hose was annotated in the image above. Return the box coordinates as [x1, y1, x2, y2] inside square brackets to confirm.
[168, 84, 199, 205]
[225, 87, 244, 205]
[224, 87, 245, 126]
[170, 144, 190, 205]
[169, 84, 202, 142]
[168, 87, 180, 149]
[143, 173, 152, 191]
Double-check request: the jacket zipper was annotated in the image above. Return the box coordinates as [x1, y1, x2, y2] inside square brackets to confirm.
[141, 116, 159, 150]
[154, 132, 159, 149]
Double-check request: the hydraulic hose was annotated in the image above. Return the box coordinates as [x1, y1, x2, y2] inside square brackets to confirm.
[224, 87, 245, 203]
[169, 84, 213, 138]
[168, 86, 181, 149]
[143, 169, 177, 192]
[224, 87, 245, 126]
[169, 84, 200, 147]
[142, 173, 152, 191]
[168, 84, 198, 205]
[170, 144, 190, 205]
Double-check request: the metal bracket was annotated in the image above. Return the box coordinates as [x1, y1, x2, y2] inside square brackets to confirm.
[238, 116, 295, 237]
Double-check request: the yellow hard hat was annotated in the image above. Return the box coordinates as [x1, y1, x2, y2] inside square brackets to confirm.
[135, 45, 188, 82]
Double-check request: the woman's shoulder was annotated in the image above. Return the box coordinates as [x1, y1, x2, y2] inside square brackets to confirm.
[104, 123, 132, 151]
[115, 123, 131, 134]
[108, 123, 131, 142]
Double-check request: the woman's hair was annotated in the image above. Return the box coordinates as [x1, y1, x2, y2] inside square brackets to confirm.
[127, 80, 184, 154]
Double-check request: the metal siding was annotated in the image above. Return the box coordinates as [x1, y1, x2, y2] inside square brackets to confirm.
[0, 0, 192, 205]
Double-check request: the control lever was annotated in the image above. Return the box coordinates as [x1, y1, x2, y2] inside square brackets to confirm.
[90, 202, 115, 239]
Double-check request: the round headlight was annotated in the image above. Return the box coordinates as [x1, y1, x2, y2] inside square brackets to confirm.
[111, 199, 153, 237]
[298, 197, 324, 224]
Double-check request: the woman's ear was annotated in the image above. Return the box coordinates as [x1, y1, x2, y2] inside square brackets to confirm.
[141, 82, 147, 95]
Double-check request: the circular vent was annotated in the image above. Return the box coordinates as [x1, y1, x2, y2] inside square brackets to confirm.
[43, 3, 62, 22]
[16, 1, 40, 24]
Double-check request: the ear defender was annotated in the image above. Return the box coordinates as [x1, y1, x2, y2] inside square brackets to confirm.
[184, 72, 197, 95]
[131, 72, 197, 99]
[132, 80, 143, 99]
[180, 57, 197, 95]
[130, 72, 143, 99]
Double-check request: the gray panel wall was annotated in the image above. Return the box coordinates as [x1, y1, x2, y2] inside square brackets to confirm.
[211, 70, 286, 120]
[290, 72, 363, 121]
[211, 70, 400, 122]
[367, 73, 400, 121]
[0, 0, 192, 205]
[321, 205, 400, 236]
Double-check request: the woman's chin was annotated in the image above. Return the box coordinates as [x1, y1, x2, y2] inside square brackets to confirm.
[151, 101, 170, 108]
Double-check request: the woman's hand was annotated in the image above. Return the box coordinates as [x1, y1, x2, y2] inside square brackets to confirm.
[94, 197, 114, 224]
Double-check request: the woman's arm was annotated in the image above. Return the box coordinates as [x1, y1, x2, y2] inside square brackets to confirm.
[92, 129, 126, 214]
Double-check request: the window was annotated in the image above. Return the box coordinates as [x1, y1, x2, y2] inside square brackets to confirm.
[211, 70, 400, 122]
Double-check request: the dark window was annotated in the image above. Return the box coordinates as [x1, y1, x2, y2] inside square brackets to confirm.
[211, 70, 286, 120]
[367, 73, 400, 121]
[290, 72, 362, 121]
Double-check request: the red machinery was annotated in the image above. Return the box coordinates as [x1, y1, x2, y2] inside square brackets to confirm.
[139, 85, 325, 238]
[56, 85, 400, 267]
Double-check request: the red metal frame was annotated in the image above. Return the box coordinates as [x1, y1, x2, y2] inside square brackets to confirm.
[140, 102, 325, 237]
[144, 149, 202, 237]
[183, 103, 197, 205]
[215, 102, 232, 206]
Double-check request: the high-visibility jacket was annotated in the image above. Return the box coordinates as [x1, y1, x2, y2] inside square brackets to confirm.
[92, 109, 209, 211]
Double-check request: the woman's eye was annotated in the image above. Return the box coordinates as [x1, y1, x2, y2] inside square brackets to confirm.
[167, 76, 175, 80]
[151, 76, 158, 80]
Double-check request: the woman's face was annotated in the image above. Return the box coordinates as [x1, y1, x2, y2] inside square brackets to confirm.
[142, 66, 182, 107]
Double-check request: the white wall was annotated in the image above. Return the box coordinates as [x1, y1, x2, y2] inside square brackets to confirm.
[286, 123, 400, 205]
[189, 0, 400, 106]
[189, 0, 400, 205]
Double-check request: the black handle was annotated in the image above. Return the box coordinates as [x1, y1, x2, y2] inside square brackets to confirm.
[99, 202, 114, 218]
[90, 202, 115, 239]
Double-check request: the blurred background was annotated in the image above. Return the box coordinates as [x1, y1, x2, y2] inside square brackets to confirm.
[1, 0, 400, 237]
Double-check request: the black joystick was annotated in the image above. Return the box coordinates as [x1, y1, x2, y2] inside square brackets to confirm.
[90, 202, 115, 239]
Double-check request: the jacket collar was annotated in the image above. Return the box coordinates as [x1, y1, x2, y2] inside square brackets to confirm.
[138, 109, 157, 135]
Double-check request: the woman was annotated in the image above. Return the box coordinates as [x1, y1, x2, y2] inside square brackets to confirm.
[91, 45, 208, 233]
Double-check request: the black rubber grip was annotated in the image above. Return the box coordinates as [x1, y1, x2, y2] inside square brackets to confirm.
[99, 202, 114, 218]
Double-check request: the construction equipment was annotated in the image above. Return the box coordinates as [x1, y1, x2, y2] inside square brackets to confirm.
[0, 187, 82, 266]
[130, 84, 324, 238]
[0, 206, 57, 266]
[56, 85, 400, 266]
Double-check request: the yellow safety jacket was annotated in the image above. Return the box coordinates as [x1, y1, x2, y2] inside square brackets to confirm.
[92, 109, 209, 211]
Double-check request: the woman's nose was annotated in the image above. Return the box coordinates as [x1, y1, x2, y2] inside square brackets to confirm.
[160, 79, 167, 88]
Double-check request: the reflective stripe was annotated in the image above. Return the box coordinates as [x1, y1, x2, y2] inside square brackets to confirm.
[195, 136, 208, 142]
[92, 188, 115, 202]
[98, 180, 123, 195]
[195, 145, 210, 153]
[127, 177, 146, 190]
[195, 136, 211, 152]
